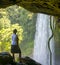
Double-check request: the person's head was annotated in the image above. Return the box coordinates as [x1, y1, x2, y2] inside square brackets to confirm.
[13, 29, 17, 34]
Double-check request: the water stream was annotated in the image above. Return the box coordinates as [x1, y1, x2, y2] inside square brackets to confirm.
[33, 13, 55, 65]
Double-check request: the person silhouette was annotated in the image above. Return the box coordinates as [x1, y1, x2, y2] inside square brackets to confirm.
[11, 29, 21, 62]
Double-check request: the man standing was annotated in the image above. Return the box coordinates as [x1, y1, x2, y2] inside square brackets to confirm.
[11, 29, 21, 62]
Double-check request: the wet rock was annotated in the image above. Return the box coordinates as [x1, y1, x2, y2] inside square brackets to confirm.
[21, 56, 41, 65]
[0, 52, 41, 65]
[0, 52, 13, 65]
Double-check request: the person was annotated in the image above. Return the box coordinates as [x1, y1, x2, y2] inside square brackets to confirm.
[11, 29, 21, 62]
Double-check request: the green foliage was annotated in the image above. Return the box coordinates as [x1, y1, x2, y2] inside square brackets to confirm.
[53, 17, 60, 55]
[0, 9, 23, 52]
[0, 23, 23, 52]
[6, 5, 36, 56]
[54, 17, 60, 43]
[20, 41, 34, 56]
[0, 5, 36, 57]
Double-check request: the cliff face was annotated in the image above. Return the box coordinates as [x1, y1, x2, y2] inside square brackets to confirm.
[0, 0, 60, 16]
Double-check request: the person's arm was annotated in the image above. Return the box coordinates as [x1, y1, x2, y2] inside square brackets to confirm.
[16, 35, 19, 45]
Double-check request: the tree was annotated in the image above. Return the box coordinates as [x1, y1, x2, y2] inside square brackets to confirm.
[0, 9, 23, 52]
[6, 5, 36, 55]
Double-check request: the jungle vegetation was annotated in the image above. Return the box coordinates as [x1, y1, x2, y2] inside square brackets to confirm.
[0, 5, 36, 56]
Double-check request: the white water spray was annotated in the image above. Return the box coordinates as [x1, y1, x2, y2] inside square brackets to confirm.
[33, 13, 55, 65]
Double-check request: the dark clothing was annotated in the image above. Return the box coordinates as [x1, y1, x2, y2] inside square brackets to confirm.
[11, 45, 21, 53]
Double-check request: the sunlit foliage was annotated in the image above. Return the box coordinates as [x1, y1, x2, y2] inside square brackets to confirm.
[0, 9, 23, 52]
[0, 5, 36, 56]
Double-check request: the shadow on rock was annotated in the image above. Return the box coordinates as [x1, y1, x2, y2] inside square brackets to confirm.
[21, 56, 41, 65]
[0, 52, 41, 65]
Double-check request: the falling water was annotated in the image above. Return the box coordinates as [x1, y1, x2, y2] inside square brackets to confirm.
[33, 13, 55, 65]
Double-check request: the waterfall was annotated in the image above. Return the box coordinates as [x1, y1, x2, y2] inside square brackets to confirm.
[33, 13, 55, 65]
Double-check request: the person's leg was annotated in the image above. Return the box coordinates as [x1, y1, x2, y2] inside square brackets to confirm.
[12, 53, 15, 61]
[19, 53, 21, 62]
